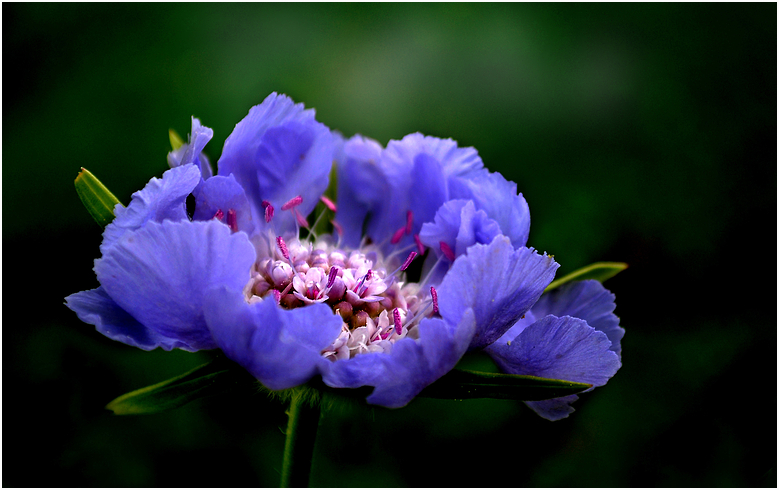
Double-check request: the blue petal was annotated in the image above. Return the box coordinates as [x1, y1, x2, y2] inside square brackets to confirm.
[217, 93, 337, 235]
[436, 236, 559, 351]
[204, 287, 343, 390]
[335, 135, 391, 247]
[418, 199, 502, 259]
[449, 168, 531, 249]
[95, 220, 257, 351]
[486, 314, 621, 421]
[378, 133, 485, 248]
[168, 117, 214, 179]
[65, 287, 195, 351]
[524, 396, 580, 422]
[321, 309, 476, 408]
[531, 280, 624, 356]
[192, 174, 256, 236]
[101, 164, 201, 254]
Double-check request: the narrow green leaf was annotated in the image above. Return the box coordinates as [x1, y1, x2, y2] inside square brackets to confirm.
[545, 261, 628, 292]
[106, 357, 256, 415]
[418, 368, 592, 401]
[74, 168, 123, 228]
[169, 128, 185, 151]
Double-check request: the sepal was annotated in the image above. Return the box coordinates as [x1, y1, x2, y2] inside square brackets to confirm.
[74, 168, 123, 227]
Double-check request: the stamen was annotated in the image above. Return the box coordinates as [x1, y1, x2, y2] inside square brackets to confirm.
[326, 266, 339, 289]
[393, 308, 402, 335]
[320, 195, 337, 212]
[390, 226, 406, 244]
[262, 201, 275, 223]
[331, 219, 343, 237]
[227, 209, 238, 232]
[294, 208, 309, 228]
[213, 209, 225, 221]
[405, 210, 413, 234]
[276, 236, 290, 260]
[281, 195, 303, 211]
[271, 289, 281, 304]
[430, 286, 439, 314]
[401, 251, 418, 271]
[414, 234, 425, 255]
[439, 241, 455, 261]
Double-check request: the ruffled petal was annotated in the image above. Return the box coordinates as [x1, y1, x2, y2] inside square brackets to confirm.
[64, 287, 194, 351]
[449, 168, 531, 249]
[334, 135, 390, 247]
[321, 309, 476, 408]
[377, 133, 484, 248]
[486, 314, 621, 421]
[192, 174, 256, 236]
[204, 287, 343, 390]
[217, 93, 337, 235]
[419, 199, 502, 259]
[101, 164, 201, 254]
[436, 236, 559, 351]
[531, 280, 624, 356]
[168, 117, 214, 179]
[95, 220, 257, 351]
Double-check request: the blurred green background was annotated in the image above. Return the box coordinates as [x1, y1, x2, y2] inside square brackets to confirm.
[4, 3, 776, 487]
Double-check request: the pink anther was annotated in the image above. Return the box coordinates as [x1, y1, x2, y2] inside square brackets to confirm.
[326, 266, 339, 289]
[281, 195, 303, 211]
[226, 209, 238, 232]
[430, 286, 439, 315]
[439, 241, 455, 261]
[264, 204, 274, 223]
[272, 289, 281, 304]
[414, 234, 425, 255]
[276, 236, 290, 260]
[400, 251, 418, 271]
[393, 308, 402, 335]
[331, 219, 344, 236]
[405, 210, 413, 234]
[212, 209, 225, 221]
[320, 195, 337, 212]
[390, 226, 406, 244]
[294, 209, 309, 228]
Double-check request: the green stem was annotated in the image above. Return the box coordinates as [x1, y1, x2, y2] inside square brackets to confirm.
[280, 391, 322, 488]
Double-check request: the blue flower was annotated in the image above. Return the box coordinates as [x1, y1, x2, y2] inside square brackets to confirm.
[66, 93, 622, 418]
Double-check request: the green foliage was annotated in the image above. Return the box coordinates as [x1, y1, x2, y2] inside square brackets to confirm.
[545, 262, 628, 293]
[74, 168, 122, 228]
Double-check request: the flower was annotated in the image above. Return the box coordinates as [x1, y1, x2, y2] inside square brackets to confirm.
[66, 92, 622, 419]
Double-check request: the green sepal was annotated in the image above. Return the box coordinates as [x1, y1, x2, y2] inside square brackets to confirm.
[169, 128, 185, 151]
[105, 356, 257, 415]
[74, 168, 123, 228]
[545, 261, 628, 293]
[418, 368, 592, 401]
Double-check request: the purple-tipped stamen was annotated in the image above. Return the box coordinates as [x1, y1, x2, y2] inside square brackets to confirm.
[276, 236, 290, 260]
[430, 286, 439, 314]
[405, 210, 413, 234]
[400, 251, 418, 271]
[390, 226, 406, 244]
[213, 209, 225, 221]
[414, 234, 425, 255]
[393, 308, 402, 335]
[439, 241, 455, 261]
[272, 289, 281, 304]
[281, 195, 303, 211]
[326, 266, 339, 289]
[294, 208, 309, 228]
[227, 209, 238, 232]
[320, 195, 337, 212]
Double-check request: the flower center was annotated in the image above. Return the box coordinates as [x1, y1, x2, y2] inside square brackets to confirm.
[240, 195, 437, 360]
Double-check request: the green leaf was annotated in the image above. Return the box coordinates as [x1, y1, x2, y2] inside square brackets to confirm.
[106, 356, 256, 415]
[545, 261, 628, 292]
[74, 168, 123, 228]
[169, 128, 185, 151]
[418, 368, 592, 401]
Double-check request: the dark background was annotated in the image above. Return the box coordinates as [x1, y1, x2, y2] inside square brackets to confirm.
[4, 3, 776, 487]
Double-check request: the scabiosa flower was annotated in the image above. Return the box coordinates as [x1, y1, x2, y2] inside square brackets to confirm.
[66, 92, 622, 418]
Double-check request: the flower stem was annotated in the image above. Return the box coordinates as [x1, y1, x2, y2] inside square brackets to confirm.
[280, 391, 321, 488]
